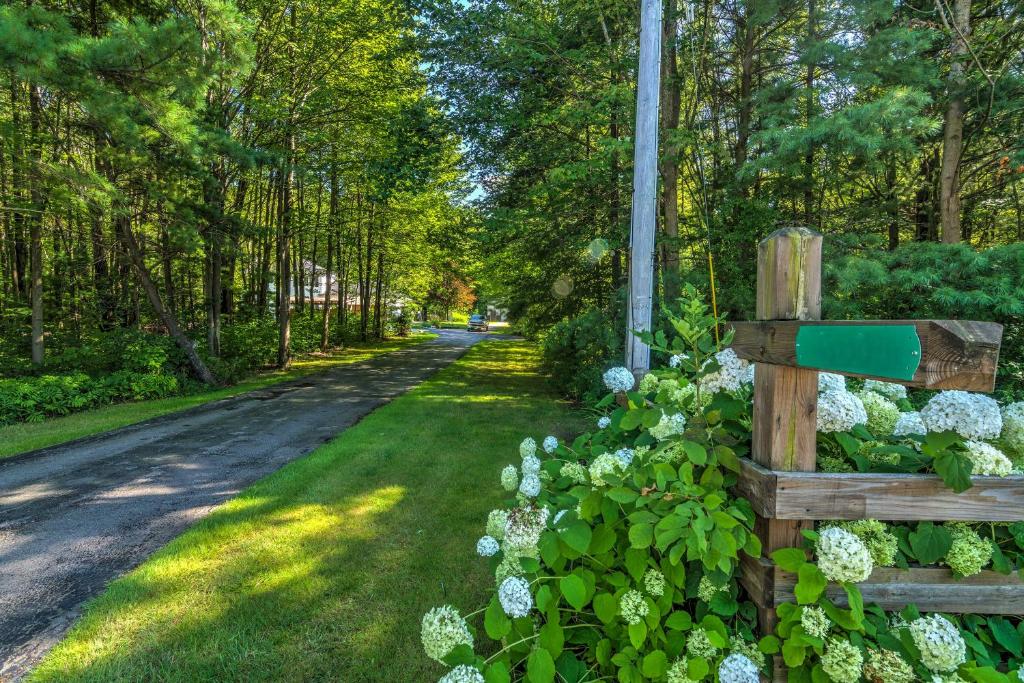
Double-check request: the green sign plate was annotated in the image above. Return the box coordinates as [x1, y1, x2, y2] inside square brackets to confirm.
[795, 324, 921, 380]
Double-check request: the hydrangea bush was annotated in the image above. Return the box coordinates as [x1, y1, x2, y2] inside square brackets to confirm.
[421, 289, 1024, 683]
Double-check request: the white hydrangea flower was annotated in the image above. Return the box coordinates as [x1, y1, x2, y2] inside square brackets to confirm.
[542, 435, 558, 453]
[613, 448, 635, 467]
[1017, 663, 1024, 680]
[669, 353, 688, 368]
[909, 615, 967, 673]
[504, 506, 549, 551]
[699, 348, 750, 395]
[818, 372, 846, 393]
[603, 366, 635, 393]
[589, 452, 624, 487]
[801, 605, 830, 639]
[921, 391, 1002, 440]
[718, 653, 760, 683]
[439, 665, 485, 683]
[649, 412, 686, 440]
[742, 364, 755, 385]
[476, 535, 499, 557]
[893, 411, 927, 437]
[619, 589, 649, 625]
[639, 373, 660, 394]
[857, 390, 901, 435]
[817, 390, 868, 433]
[486, 509, 508, 539]
[667, 659, 696, 683]
[421, 605, 473, 663]
[498, 576, 533, 617]
[552, 509, 567, 526]
[521, 454, 541, 475]
[863, 379, 908, 400]
[964, 440, 1013, 476]
[1001, 402, 1024, 454]
[815, 526, 873, 583]
[643, 569, 666, 597]
[519, 437, 536, 458]
[518, 473, 541, 497]
[597, 416, 611, 429]
[500, 465, 518, 492]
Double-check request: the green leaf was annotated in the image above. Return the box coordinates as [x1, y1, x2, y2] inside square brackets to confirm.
[782, 639, 807, 667]
[908, 522, 953, 564]
[593, 592, 618, 623]
[485, 662, 511, 683]
[772, 548, 807, 572]
[665, 611, 692, 630]
[628, 621, 648, 649]
[835, 432, 861, 456]
[759, 635, 781, 654]
[538, 620, 565, 658]
[560, 521, 592, 554]
[528, 648, 556, 683]
[842, 583, 864, 625]
[988, 617, 1023, 657]
[560, 574, 588, 610]
[619, 409, 644, 431]
[607, 487, 637, 504]
[485, 597, 512, 639]
[641, 651, 668, 678]
[961, 666, 1010, 683]
[932, 448, 974, 493]
[795, 563, 827, 604]
[629, 523, 654, 549]
[683, 442, 707, 465]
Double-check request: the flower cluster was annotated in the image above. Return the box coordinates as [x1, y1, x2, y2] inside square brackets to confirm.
[519, 437, 536, 458]
[619, 589, 648, 625]
[597, 415, 611, 429]
[421, 605, 473, 663]
[542, 435, 558, 453]
[909, 614, 967, 673]
[963, 440, 1013, 476]
[729, 637, 765, 668]
[639, 373, 660, 394]
[518, 473, 541, 497]
[817, 390, 868, 433]
[438, 665, 485, 683]
[476, 535, 499, 557]
[718, 653, 760, 683]
[863, 648, 915, 683]
[497, 576, 533, 617]
[893, 411, 927, 437]
[486, 509, 507, 539]
[863, 379, 908, 401]
[500, 465, 518, 492]
[801, 605, 831, 639]
[588, 452, 624, 486]
[667, 660, 697, 683]
[816, 526, 874, 583]
[559, 461, 588, 484]
[944, 522, 993, 576]
[643, 569, 666, 597]
[503, 506, 548, 554]
[822, 638, 863, 683]
[1001, 401, 1024, 455]
[698, 349, 750, 395]
[819, 372, 846, 393]
[697, 576, 725, 603]
[920, 391, 1002, 441]
[856, 390, 901, 435]
[649, 412, 687, 440]
[603, 366, 635, 393]
[830, 519, 898, 567]
[686, 628, 718, 658]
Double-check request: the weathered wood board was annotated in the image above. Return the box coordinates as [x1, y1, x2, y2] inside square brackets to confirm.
[741, 554, 1024, 614]
[736, 458, 1024, 522]
[730, 319, 1003, 392]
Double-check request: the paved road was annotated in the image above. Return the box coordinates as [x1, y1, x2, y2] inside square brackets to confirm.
[0, 329, 495, 680]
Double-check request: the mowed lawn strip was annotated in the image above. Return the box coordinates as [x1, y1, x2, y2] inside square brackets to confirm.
[30, 340, 580, 682]
[0, 333, 437, 460]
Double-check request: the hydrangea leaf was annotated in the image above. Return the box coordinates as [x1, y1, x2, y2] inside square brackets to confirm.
[794, 564, 827, 604]
[782, 638, 807, 667]
[559, 521, 592, 554]
[908, 521, 953, 564]
[683, 441, 707, 465]
[442, 643, 476, 667]
[538, 620, 564, 658]
[628, 620, 647, 649]
[484, 662, 511, 683]
[987, 616, 1023, 657]
[554, 652, 586, 683]
[665, 611, 692, 630]
[559, 574, 587, 610]
[628, 523, 653, 549]
[593, 592, 617, 623]
[527, 647, 556, 683]
[771, 548, 807, 572]
[641, 650, 668, 677]
[961, 666, 1011, 683]
[932, 448, 974, 493]
[485, 597, 512, 639]
[687, 657, 709, 680]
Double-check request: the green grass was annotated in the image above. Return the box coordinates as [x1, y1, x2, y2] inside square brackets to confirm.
[29, 340, 580, 682]
[0, 333, 437, 460]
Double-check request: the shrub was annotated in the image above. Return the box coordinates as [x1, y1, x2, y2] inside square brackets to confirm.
[540, 308, 622, 402]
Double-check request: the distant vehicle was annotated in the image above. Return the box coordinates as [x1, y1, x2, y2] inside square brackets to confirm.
[467, 314, 489, 332]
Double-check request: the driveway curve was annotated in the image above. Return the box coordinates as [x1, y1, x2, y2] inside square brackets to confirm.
[0, 329, 498, 680]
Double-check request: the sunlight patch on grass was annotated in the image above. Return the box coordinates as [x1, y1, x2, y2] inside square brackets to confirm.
[29, 340, 580, 682]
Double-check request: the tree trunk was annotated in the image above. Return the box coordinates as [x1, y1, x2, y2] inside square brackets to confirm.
[277, 150, 293, 368]
[321, 166, 338, 351]
[27, 81, 45, 365]
[803, 0, 816, 225]
[660, 0, 681, 303]
[939, 0, 971, 244]
[122, 216, 216, 384]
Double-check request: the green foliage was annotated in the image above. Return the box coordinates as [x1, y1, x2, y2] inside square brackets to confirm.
[539, 309, 622, 402]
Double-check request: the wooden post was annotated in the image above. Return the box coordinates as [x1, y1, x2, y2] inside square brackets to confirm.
[624, 0, 662, 379]
[750, 226, 822, 634]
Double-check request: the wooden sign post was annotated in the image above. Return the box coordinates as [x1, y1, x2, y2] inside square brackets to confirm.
[733, 228, 1017, 677]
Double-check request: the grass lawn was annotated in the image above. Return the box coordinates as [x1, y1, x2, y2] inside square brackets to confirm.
[29, 339, 580, 682]
[0, 333, 437, 460]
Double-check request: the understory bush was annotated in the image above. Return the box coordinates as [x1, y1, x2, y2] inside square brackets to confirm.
[540, 309, 622, 402]
[422, 288, 1024, 683]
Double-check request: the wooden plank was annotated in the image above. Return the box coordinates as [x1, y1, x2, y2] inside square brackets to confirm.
[738, 459, 1024, 522]
[750, 226, 822, 635]
[742, 555, 1024, 614]
[731, 319, 1003, 392]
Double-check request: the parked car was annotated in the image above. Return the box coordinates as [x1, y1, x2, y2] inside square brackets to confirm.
[467, 314, 489, 332]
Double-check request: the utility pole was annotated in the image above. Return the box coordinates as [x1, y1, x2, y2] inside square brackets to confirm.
[625, 0, 662, 378]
